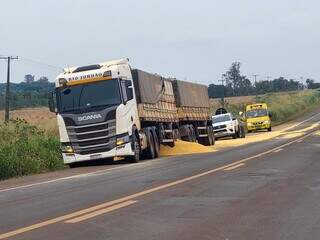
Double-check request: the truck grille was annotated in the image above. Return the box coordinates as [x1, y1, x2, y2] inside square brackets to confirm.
[66, 120, 116, 155]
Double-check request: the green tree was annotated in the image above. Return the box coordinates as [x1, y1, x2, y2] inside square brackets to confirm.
[37, 76, 49, 83]
[222, 62, 253, 96]
[24, 74, 35, 84]
[306, 79, 320, 89]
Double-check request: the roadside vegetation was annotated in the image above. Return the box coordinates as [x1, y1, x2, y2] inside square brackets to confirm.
[0, 119, 63, 180]
[219, 89, 320, 125]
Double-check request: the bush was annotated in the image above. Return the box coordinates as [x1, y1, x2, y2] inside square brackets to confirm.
[0, 119, 64, 180]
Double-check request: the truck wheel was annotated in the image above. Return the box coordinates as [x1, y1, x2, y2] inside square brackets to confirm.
[128, 133, 140, 163]
[145, 130, 156, 159]
[268, 126, 272, 132]
[152, 132, 160, 158]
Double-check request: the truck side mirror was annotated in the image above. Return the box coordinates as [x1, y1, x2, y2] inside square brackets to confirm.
[48, 92, 57, 113]
[268, 112, 272, 118]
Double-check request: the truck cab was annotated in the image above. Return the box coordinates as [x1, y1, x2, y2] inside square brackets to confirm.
[49, 59, 140, 166]
[244, 103, 272, 132]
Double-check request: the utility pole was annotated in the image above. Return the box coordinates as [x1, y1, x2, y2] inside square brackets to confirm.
[252, 74, 259, 99]
[218, 78, 226, 108]
[300, 76, 304, 90]
[0, 55, 19, 122]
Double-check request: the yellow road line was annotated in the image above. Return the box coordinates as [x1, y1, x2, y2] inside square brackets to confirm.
[65, 200, 137, 223]
[224, 163, 245, 171]
[0, 130, 315, 240]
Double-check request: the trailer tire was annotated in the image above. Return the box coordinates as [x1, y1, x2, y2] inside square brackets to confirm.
[145, 129, 156, 159]
[152, 130, 160, 158]
[128, 132, 140, 163]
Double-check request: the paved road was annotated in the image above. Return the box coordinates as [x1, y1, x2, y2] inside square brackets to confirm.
[0, 112, 319, 240]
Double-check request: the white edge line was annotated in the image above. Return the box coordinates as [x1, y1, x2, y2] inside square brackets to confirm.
[0, 162, 152, 193]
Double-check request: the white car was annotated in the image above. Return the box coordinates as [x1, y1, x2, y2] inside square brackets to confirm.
[212, 113, 242, 139]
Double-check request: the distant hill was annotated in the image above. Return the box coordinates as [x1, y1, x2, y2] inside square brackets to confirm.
[0, 81, 55, 110]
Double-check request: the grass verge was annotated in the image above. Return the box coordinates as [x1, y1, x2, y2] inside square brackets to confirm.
[0, 119, 64, 180]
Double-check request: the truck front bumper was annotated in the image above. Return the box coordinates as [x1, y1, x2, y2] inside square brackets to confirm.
[63, 142, 134, 164]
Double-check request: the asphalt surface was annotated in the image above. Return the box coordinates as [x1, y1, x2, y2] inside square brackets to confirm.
[0, 111, 319, 240]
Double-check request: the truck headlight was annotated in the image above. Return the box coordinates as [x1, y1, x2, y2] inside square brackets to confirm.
[247, 122, 252, 126]
[61, 143, 74, 153]
[263, 120, 270, 124]
[116, 134, 130, 146]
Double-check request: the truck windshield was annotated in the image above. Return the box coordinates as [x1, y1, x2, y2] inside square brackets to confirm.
[212, 115, 231, 123]
[246, 109, 268, 118]
[56, 79, 121, 113]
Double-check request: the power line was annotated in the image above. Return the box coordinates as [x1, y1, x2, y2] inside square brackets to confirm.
[19, 57, 62, 70]
[0, 55, 19, 122]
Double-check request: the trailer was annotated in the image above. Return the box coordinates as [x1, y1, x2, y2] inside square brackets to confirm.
[49, 58, 214, 166]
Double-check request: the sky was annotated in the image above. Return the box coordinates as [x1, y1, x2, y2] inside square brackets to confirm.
[0, 0, 319, 85]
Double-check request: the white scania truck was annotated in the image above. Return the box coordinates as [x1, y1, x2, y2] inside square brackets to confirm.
[49, 58, 214, 167]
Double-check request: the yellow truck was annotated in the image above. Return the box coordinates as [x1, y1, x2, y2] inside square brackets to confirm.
[242, 103, 272, 132]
